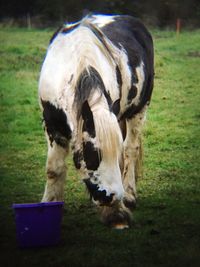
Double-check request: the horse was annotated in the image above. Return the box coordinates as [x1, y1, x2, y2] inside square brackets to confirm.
[38, 14, 154, 229]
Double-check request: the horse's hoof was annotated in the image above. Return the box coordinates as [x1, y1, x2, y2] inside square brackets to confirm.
[123, 194, 137, 210]
[100, 202, 132, 229]
[123, 198, 136, 210]
[112, 223, 129, 230]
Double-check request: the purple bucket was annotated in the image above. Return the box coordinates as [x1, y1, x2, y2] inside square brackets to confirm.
[12, 202, 64, 248]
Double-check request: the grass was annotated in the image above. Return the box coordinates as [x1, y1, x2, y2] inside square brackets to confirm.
[0, 27, 200, 267]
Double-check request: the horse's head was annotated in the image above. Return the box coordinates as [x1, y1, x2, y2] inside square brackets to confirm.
[73, 100, 124, 207]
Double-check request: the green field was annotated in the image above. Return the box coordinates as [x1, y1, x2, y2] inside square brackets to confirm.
[0, 27, 200, 267]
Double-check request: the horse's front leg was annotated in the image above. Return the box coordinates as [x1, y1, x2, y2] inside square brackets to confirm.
[122, 107, 147, 210]
[42, 132, 68, 202]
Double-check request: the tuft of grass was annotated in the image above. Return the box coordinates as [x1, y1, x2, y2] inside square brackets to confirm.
[0, 28, 200, 267]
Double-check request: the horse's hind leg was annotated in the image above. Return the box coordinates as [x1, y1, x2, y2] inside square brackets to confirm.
[42, 132, 68, 202]
[99, 109, 146, 229]
[122, 106, 147, 209]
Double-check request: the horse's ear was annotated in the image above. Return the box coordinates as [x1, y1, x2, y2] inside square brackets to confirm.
[112, 99, 120, 116]
[81, 101, 95, 137]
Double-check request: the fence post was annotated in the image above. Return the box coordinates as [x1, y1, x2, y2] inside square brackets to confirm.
[27, 13, 31, 29]
[176, 18, 181, 35]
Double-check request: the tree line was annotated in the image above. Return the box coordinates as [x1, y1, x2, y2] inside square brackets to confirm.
[1, 0, 200, 28]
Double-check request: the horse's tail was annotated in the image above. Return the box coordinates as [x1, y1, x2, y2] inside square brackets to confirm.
[135, 134, 143, 181]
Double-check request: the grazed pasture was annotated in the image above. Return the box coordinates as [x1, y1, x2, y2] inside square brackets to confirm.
[0, 27, 200, 267]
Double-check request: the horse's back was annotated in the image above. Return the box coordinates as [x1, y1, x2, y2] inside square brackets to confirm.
[39, 14, 154, 120]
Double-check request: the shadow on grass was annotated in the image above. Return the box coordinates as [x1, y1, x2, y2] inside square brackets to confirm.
[0, 181, 199, 267]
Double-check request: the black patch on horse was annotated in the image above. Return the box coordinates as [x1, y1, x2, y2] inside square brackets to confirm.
[131, 70, 139, 84]
[75, 66, 112, 117]
[116, 66, 122, 97]
[120, 71, 154, 120]
[41, 100, 72, 147]
[103, 90, 112, 109]
[49, 26, 62, 44]
[49, 23, 80, 45]
[112, 99, 121, 116]
[61, 23, 79, 34]
[100, 15, 154, 119]
[84, 178, 114, 205]
[83, 141, 102, 171]
[122, 71, 153, 120]
[82, 101, 96, 138]
[73, 150, 83, 169]
[127, 85, 138, 104]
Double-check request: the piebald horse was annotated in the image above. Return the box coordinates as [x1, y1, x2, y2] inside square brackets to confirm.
[39, 14, 154, 229]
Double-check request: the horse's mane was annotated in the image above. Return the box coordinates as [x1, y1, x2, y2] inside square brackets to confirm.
[68, 18, 123, 162]
[91, 103, 123, 163]
[74, 66, 123, 163]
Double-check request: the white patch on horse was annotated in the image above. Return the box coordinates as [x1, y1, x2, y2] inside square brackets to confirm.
[76, 86, 122, 161]
[96, 160, 124, 201]
[42, 134, 67, 202]
[90, 15, 116, 27]
[133, 61, 145, 105]
[82, 132, 99, 147]
[64, 21, 79, 30]
[122, 105, 147, 205]
[117, 47, 132, 113]
[39, 25, 120, 107]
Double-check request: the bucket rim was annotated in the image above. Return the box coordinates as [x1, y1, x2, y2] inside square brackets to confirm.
[12, 201, 64, 209]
